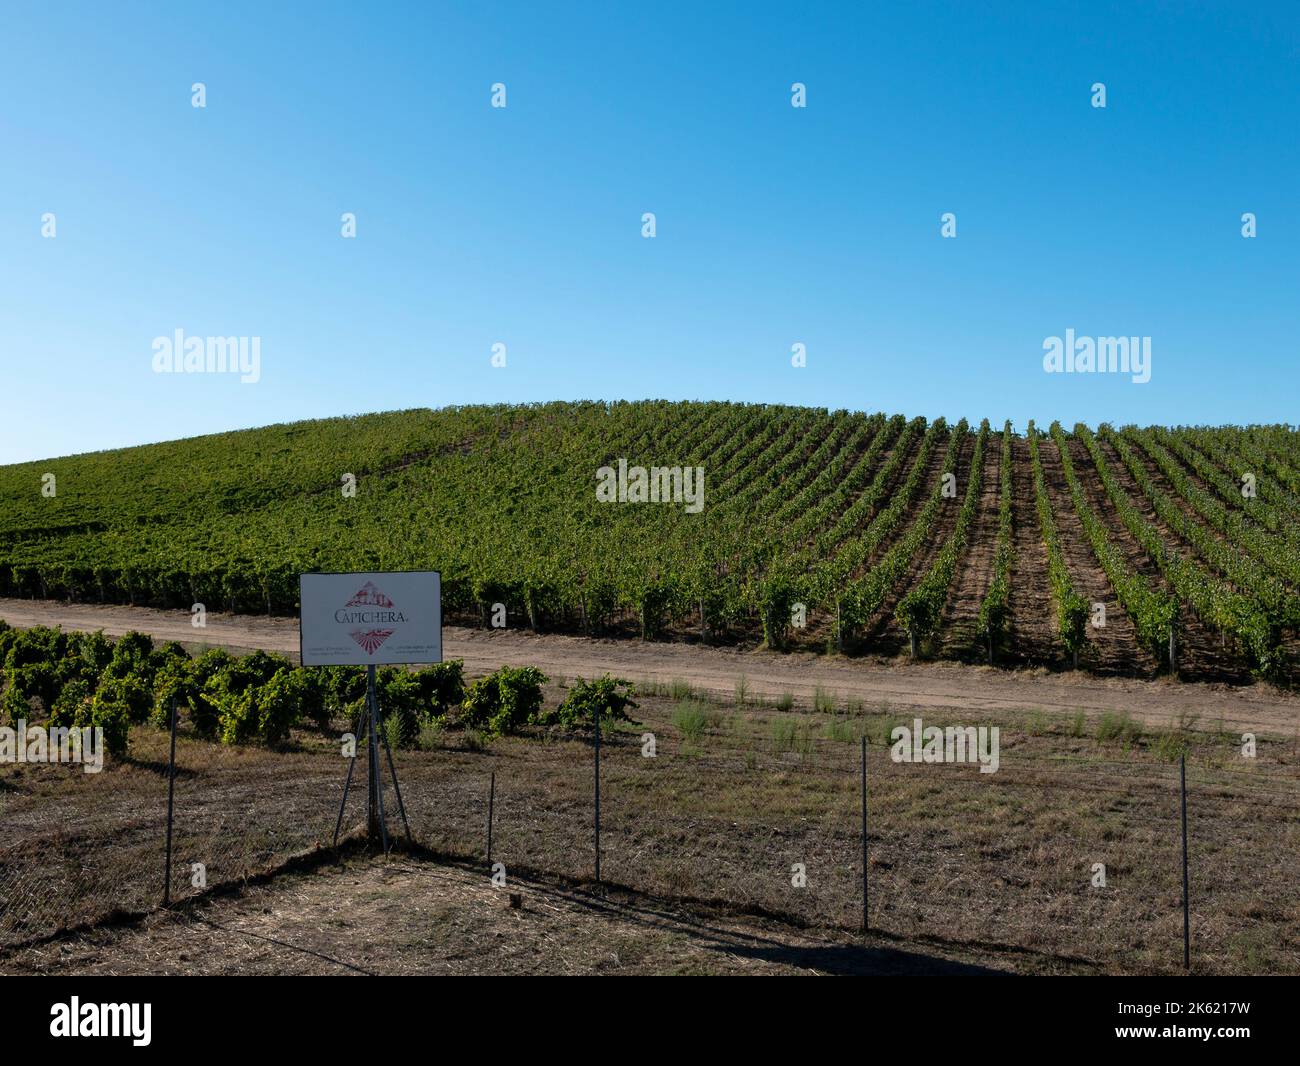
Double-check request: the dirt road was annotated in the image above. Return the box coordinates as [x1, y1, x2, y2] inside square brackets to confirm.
[2, 597, 1297, 734]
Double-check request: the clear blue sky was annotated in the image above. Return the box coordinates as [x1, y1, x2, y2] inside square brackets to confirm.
[2, 1, 1297, 464]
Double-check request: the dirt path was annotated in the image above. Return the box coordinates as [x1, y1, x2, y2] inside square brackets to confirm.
[0, 854, 1021, 976]
[2, 597, 1298, 734]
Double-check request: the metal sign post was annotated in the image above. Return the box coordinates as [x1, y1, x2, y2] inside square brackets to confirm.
[1181, 753, 1190, 970]
[163, 697, 178, 905]
[307, 571, 438, 851]
[367, 664, 388, 849]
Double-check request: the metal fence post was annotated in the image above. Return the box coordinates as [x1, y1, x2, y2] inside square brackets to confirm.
[861, 734, 868, 935]
[1181, 753, 1190, 970]
[594, 702, 601, 884]
[487, 771, 495, 866]
[162, 696, 178, 906]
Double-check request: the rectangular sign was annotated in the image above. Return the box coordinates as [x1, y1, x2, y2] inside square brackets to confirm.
[299, 571, 442, 666]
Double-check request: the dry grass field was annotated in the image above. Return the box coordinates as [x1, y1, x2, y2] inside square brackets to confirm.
[4, 670, 1298, 976]
[1, 856, 1018, 977]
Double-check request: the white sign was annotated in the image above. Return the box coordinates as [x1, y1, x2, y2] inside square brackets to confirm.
[299, 571, 442, 666]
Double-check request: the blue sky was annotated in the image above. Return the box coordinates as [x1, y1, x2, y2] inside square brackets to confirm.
[1, 1, 1297, 464]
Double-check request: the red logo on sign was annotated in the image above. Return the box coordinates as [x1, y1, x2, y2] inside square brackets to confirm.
[351, 628, 394, 654]
[346, 582, 394, 609]
[344, 582, 397, 655]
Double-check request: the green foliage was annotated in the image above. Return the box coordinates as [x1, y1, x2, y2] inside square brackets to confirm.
[231, 649, 293, 688]
[414, 660, 465, 716]
[977, 421, 1016, 653]
[149, 653, 194, 728]
[377, 668, 425, 748]
[1096, 711, 1143, 745]
[103, 631, 156, 685]
[813, 685, 836, 713]
[83, 689, 131, 759]
[336, 662, 466, 748]
[317, 665, 368, 715]
[79, 631, 115, 676]
[839, 419, 965, 638]
[771, 717, 815, 755]
[255, 668, 304, 745]
[154, 647, 302, 745]
[578, 576, 619, 633]
[632, 580, 677, 640]
[52, 631, 95, 689]
[755, 568, 800, 650]
[824, 715, 859, 743]
[1052, 423, 1178, 664]
[0, 624, 477, 750]
[149, 640, 190, 673]
[896, 420, 990, 650]
[202, 652, 292, 744]
[96, 673, 153, 724]
[50, 677, 93, 729]
[1027, 423, 1090, 658]
[2, 684, 32, 726]
[209, 683, 258, 745]
[186, 649, 234, 737]
[538, 675, 637, 729]
[383, 712, 406, 755]
[7, 662, 57, 716]
[2, 401, 1299, 684]
[1095, 424, 1288, 679]
[460, 666, 549, 738]
[671, 700, 712, 743]
[417, 718, 444, 751]
[1152, 729, 1190, 763]
[292, 667, 331, 731]
[2, 625, 64, 670]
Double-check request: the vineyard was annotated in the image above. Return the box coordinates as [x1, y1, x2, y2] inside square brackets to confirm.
[1, 401, 1299, 684]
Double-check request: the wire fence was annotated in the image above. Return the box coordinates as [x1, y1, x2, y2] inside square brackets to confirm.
[2, 707, 1298, 975]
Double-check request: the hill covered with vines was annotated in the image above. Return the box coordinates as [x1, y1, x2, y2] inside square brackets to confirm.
[2, 401, 1298, 683]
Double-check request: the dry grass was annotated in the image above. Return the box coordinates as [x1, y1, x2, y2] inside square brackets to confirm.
[0, 855, 1019, 976]
[2, 683, 1298, 975]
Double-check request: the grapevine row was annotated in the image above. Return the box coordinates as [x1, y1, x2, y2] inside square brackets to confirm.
[895, 419, 989, 652]
[1026, 422, 1088, 658]
[976, 420, 1015, 658]
[836, 419, 967, 639]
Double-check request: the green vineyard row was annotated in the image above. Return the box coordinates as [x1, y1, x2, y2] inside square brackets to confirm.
[1, 402, 1297, 678]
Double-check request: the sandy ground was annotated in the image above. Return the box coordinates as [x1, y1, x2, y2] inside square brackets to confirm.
[1, 597, 1297, 735]
[0, 853, 1027, 976]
